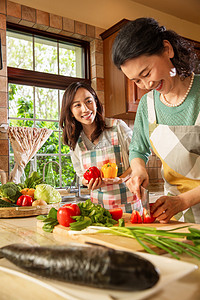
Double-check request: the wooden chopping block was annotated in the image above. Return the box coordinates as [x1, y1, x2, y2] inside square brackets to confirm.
[37, 213, 200, 254]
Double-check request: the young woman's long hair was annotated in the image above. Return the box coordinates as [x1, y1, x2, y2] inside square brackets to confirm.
[112, 17, 197, 78]
[60, 82, 107, 150]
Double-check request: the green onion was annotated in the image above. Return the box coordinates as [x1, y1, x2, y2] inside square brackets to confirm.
[97, 225, 200, 260]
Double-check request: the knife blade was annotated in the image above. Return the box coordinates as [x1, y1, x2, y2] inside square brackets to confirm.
[140, 186, 150, 215]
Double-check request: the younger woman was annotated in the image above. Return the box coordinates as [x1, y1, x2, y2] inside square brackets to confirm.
[60, 82, 140, 213]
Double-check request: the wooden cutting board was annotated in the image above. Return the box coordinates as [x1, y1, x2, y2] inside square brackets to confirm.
[37, 213, 199, 253]
[0, 203, 60, 218]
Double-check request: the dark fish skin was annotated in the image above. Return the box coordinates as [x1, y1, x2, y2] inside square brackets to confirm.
[0, 243, 159, 291]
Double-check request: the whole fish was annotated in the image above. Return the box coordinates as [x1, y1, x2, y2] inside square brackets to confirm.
[0, 243, 159, 291]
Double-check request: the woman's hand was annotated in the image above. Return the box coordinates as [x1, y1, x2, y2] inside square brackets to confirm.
[82, 177, 104, 191]
[150, 195, 185, 223]
[151, 185, 200, 223]
[126, 158, 149, 199]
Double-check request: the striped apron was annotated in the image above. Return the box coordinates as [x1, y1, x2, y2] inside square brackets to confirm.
[147, 90, 200, 223]
[78, 120, 141, 213]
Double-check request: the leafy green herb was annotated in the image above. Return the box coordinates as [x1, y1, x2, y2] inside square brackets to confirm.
[70, 199, 117, 231]
[37, 207, 58, 232]
[96, 226, 200, 260]
[23, 172, 44, 189]
[70, 216, 92, 231]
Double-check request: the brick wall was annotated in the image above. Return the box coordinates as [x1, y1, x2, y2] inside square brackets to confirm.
[0, 0, 8, 182]
[0, 0, 163, 184]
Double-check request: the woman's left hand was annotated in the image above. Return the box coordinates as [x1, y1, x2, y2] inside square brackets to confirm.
[86, 177, 104, 191]
[150, 195, 184, 223]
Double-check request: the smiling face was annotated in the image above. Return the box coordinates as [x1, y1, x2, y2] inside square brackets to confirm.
[70, 87, 97, 129]
[121, 40, 176, 95]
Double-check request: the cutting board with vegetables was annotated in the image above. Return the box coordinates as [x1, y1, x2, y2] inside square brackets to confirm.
[37, 213, 200, 253]
[0, 203, 60, 218]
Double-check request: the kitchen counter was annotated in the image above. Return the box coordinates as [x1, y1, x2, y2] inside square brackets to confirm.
[0, 215, 199, 300]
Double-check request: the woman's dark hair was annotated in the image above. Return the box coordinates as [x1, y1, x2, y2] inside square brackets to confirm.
[112, 17, 197, 78]
[60, 82, 107, 150]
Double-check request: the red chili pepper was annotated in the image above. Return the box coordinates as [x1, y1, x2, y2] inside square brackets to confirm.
[16, 195, 33, 206]
[83, 166, 100, 181]
[130, 210, 142, 223]
[109, 208, 123, 221]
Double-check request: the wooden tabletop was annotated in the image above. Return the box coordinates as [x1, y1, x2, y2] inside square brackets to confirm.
[0, 216, 200, 300]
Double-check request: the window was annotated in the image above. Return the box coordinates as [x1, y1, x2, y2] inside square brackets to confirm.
[7, 23, 91, 187]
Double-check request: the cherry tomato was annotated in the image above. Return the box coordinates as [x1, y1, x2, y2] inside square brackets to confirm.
[57, 206, 76, 227]
[109, 208, 123, 221]
[16, 195, 33, 206]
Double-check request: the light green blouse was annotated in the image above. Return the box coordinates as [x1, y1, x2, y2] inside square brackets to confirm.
[129, 74, 200, 164]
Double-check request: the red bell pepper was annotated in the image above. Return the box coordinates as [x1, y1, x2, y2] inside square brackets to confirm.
[143, 205, 156, 223]
[16, 195, 33, 206]
[83, 166, 100, 181]
[130, 205, 156, 224]
[109, 208, 123, 221]
[130, 210, 142, 223]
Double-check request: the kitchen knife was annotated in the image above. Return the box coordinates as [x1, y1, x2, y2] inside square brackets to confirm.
[141, 186, 150, 215]
[121, 176, 150, 215]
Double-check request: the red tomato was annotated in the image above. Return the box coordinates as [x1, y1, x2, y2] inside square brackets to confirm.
[16, 195, 33, 206]
[62, 203, 80, 216]
[130, 210, 142, 223]
[109, 208, 123, 221]
[57, 206, 77, 227]
[83, 166, 100, 181]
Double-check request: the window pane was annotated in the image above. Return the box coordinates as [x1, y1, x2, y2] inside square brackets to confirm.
[35, 37, 58, 74]
[7, 31, 33, 70]
[35, 87, 58, 120]
[9, 84, 34, 118]
[35, 121, 59, 130]
[61, 143, 70, 154]
[9, 119, 34, 127]
[59, 42, 83, 78]
[38, 131, 59, 154]
[61, 155, 75, 187]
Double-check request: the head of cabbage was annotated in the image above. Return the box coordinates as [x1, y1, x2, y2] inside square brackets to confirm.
[34, 184, 61, 204]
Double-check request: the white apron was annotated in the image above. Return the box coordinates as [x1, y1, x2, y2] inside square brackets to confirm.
[78, 119, 141, 213]
[147, 90, 200, 223]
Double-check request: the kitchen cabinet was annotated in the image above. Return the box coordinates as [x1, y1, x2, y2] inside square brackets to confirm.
[100, 19, 148, 120]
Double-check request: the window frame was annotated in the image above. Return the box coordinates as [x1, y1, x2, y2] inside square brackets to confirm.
[7, 22, 91, 187]
[7, 22, 91, 89]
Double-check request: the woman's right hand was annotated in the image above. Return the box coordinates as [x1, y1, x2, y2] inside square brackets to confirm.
[126, 158, 149, 199]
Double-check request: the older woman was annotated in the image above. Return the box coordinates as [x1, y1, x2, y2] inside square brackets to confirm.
[112, 17, 200, 223]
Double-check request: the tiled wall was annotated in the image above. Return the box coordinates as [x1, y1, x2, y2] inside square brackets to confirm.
[0, 0, 163, 184]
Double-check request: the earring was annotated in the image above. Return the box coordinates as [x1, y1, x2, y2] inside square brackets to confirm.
[170, 67, 176, 77]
